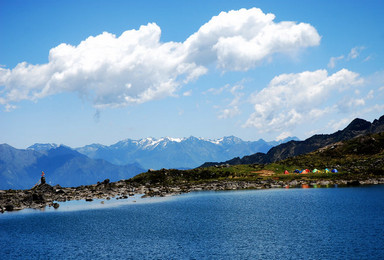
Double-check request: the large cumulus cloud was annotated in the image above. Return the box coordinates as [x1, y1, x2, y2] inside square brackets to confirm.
[0, 8, 320, 109]
[184, 8, 321, 71]
[0, 23, 206, 108]
[244, 69, 364, 131]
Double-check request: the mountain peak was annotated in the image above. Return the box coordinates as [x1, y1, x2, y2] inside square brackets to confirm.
[220, 136, 243, 144]
[163, 137, 184, 143]
[343, 118, 371, 132]
[27, 143, 59, 151]
[75, 135, 281, 169]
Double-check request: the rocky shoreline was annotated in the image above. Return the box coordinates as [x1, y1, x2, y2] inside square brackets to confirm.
[1, 177, 384, 213]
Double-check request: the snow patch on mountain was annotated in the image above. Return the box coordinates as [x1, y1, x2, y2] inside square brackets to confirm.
[28, 136, 298, 170]
[27, 143, 59, 151]
[74, 136, 298, 169]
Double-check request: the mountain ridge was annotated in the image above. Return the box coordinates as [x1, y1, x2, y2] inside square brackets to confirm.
[200, 115, 384, 167]
[72, 135, 299, 169]
[27, 136, 298, 170]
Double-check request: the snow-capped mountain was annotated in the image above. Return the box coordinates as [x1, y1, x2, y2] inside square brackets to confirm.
[27, 143, 60, 152]
[74, 136, 298, 170]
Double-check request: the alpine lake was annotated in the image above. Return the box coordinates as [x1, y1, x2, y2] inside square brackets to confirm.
[1, 185, 384, 259]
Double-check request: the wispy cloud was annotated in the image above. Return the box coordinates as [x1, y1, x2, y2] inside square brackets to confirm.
[203, 84, 231, 95]
[348, 46, 365, 60]
[363, 55, 373, 62]
[327, 118, 352, 131]
[327, 55, 344, 69]
[218, 84, 244, 119]
[328, 46, 367, 69]
[183, 90, 192, 96]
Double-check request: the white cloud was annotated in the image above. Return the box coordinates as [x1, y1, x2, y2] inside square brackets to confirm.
[184, 8, 320, 71]
[0, 24, 206, 108]
[244, 69, 363, 132]
[328, 55, 344, 69]
[183, 90, 192, 96]
[0, 8, 321, 109]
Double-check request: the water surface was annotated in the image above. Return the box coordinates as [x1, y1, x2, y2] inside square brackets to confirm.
[1, 186, 383, 259]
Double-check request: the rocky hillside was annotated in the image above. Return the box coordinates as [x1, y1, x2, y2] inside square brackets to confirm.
[201, 115, 384, 167]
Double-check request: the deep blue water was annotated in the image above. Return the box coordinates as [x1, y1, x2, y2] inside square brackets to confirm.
[1, 185, 384, 259]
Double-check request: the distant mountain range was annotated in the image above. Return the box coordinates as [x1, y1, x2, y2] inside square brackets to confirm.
[0, 135, 297, 190]
[74, 136, 298, 170]
[0, 144, 144, 190]
[201, 115, 384, 167]
[2, 115, 383, 190]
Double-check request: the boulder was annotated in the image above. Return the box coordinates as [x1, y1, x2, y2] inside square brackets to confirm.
[32, 193, 45, 203]
[347, 180, 360, 186]
[5, 205, 14, 211]
[34, 183, 54, 193]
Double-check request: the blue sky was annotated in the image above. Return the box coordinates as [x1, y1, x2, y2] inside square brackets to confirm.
[1, 0, 383, 148]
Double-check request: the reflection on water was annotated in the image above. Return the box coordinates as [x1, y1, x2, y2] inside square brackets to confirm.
[284, 183, 338, 189]
[0, 183, 354, 215]
[8, 184, 344, 215]
[4, 194, 176, 215]
[50, 194, 177, 212]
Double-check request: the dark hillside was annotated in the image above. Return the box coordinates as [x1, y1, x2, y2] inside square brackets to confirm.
[201, 115, 384, 167]
[281, 132, 384, 176]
